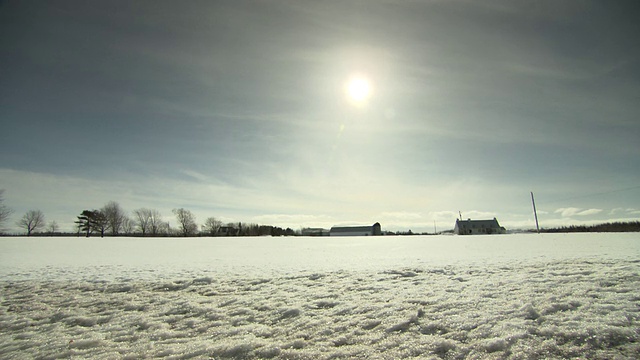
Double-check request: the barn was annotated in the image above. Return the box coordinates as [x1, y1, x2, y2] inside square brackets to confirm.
[454, 218, 506, 235]
[330, 223, 382, 236]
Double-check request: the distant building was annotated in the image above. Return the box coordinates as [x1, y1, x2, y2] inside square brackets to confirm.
[301, 228, 330, 236]
[216, 226, 238, 236]
[454, 218, 506, 235]
[330, 223, 382, 236]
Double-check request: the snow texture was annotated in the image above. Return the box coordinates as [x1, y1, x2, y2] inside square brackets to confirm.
[1, 234, 639, 359]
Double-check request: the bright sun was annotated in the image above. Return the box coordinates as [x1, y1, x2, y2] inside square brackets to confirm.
[346, 76, 372, 103]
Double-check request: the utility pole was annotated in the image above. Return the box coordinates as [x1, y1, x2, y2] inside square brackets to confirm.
[531, 191, 540, 234]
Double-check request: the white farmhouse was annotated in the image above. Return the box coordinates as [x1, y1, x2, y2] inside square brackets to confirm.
[454, 218, 506, 235]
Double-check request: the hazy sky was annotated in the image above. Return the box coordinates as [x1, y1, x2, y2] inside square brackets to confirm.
[1, 0, 639, 233]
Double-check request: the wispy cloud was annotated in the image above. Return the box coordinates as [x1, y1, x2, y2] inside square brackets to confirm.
[555, 208, 580, 217]
[179, 169, 210, 182]
[576, 209, 603, 216]
[555, 208, 603, 217]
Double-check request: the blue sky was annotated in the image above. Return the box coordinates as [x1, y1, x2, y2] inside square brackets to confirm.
[1, 0, 639, 233]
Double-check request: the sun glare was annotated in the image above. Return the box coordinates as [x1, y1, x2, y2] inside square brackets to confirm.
[346, 76, 372, 103]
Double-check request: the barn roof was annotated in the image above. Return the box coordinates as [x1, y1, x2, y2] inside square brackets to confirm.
[330, 225, 375, 232]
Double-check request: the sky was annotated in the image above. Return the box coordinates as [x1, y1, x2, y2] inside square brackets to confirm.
[1, 0, 639, 234]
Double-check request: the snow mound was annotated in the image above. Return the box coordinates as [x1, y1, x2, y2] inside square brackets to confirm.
[1, 258, 639, 359]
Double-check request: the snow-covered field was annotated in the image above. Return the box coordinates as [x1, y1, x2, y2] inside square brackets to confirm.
[1, 234, 639, 359]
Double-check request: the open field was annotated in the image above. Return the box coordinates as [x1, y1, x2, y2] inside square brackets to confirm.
[1, 234, 639, 359]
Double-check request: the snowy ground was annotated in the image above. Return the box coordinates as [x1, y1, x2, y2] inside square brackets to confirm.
[1, 234, 639, 359]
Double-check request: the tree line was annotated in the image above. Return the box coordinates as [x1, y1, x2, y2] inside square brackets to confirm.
[0, 191, 295, 237]
[540, 221, 640, 233]
[4, 189, 640, 236]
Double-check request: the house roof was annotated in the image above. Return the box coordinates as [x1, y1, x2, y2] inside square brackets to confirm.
[456, 218, 502, 227]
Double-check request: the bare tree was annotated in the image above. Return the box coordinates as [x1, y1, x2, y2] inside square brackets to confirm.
[150, 211, 166, 236]
[46, 220, 59, 235]
[133, 208, 163, 236]
[121, 216, 134, 235]
[157, 221, 170, 236]
[173, 208, 198, 237]
[142, 208, 165, 236]
[202, 217, 222, 236]
[0, 190, 12, 233]
[133, 208, 150, 236]
[102, 201, 126, 235]
[92, 210, 108, 237]
[17, 210, 45, 236]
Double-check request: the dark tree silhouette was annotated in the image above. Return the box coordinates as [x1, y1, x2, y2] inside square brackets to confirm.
[75, 210, 108, 237]
[173, 208, 198, 236]
[202, 217, 222, 236]
[102, 201, 126, 235]
[17, 210, 45, 236]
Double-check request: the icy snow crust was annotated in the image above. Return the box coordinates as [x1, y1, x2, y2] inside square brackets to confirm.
[1, 234, 639, 359]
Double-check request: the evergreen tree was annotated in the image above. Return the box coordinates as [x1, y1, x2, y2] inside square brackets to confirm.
[75, 210, 108, 238]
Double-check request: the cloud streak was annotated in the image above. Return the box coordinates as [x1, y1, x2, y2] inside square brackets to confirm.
[555, 208, 604, 218]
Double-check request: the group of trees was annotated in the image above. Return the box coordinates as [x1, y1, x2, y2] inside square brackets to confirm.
[0, 191, 295, 237]
[71, 203, 294, 237]
[541, 221, 640, 233]
[0, 192, 293, 237]
[0, 198, 293, 237]
[132, 208, 167, 236]
[71, 202, 232, 238]
[0, 190, 273, 237]
[74, 201, 134, 237]
[12, 210, 60, 236]
[1, 190, 59, 236]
